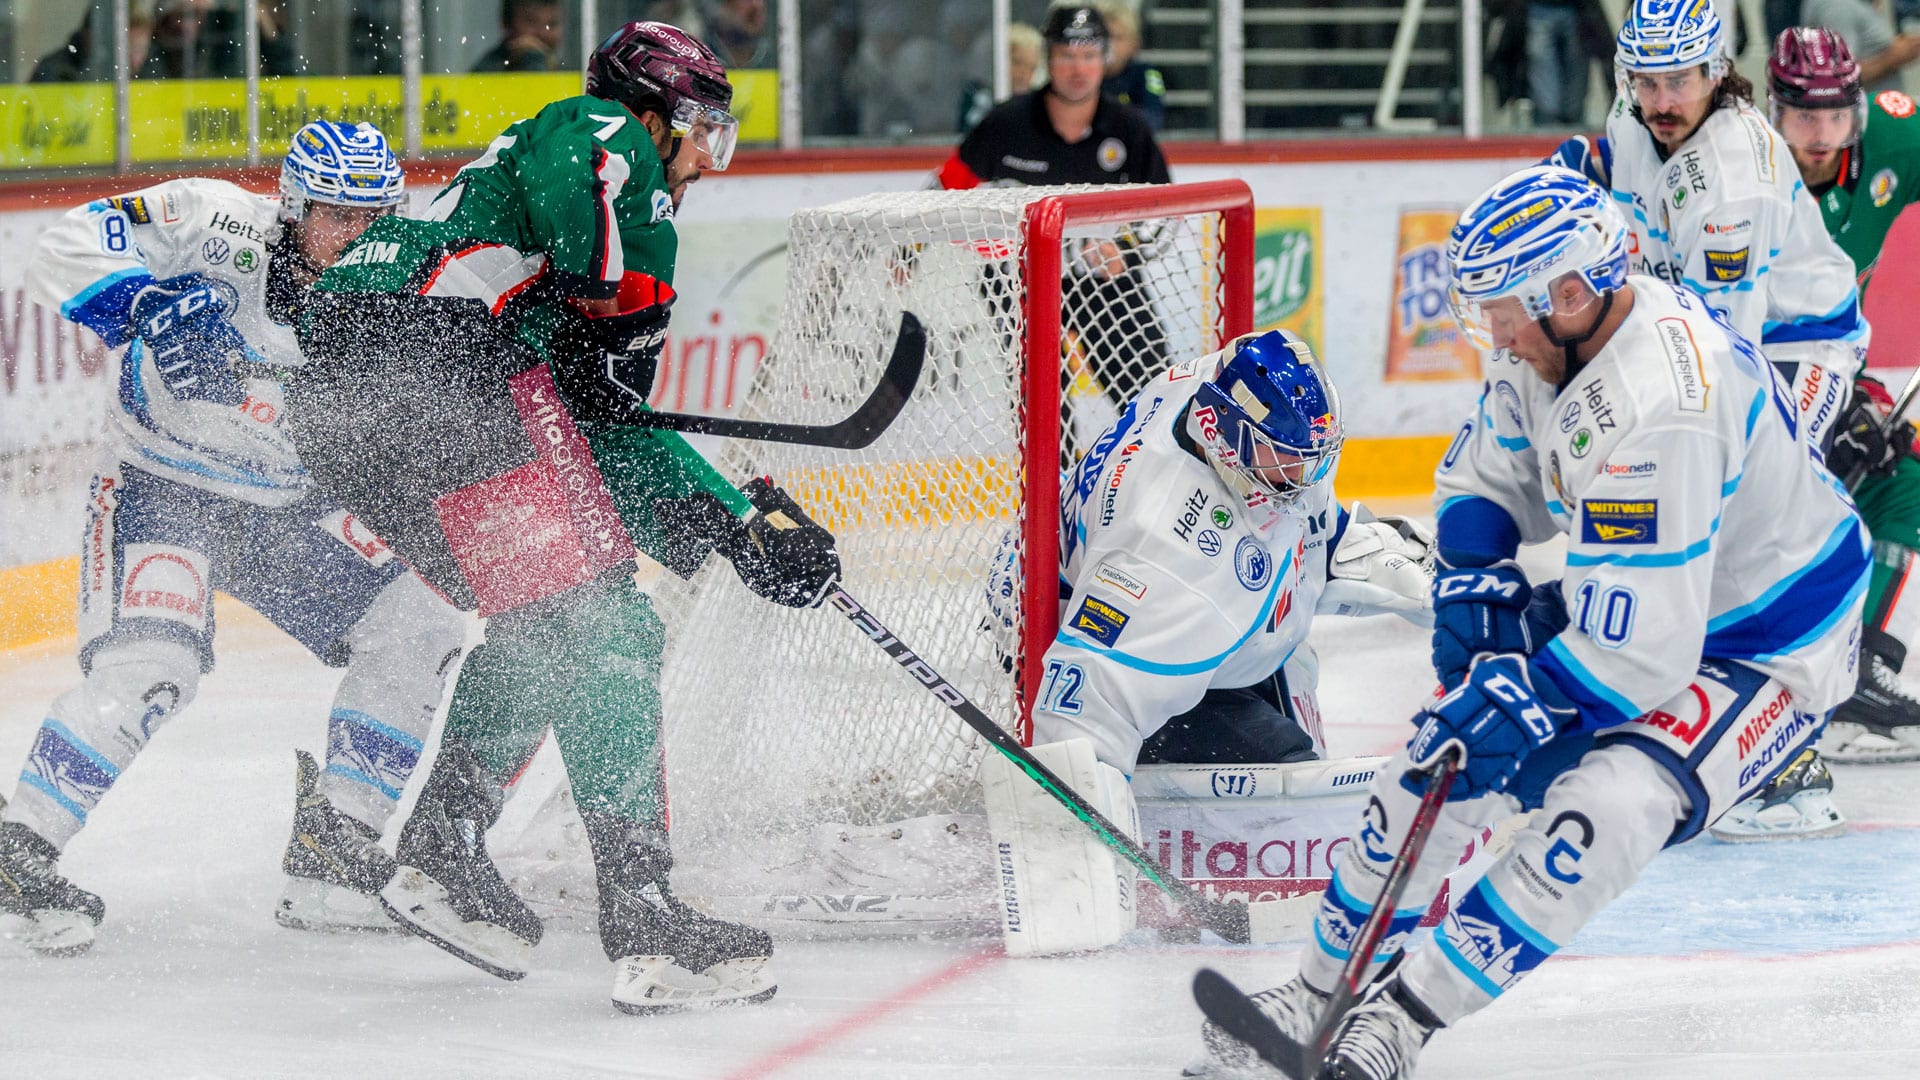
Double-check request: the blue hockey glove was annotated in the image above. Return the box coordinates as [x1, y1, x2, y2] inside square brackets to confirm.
[1543, 134, 1610, 187]
[1404, 653, 1575, 801]
[1431, 557, 1532, 690]
[128, 274, 249, 406]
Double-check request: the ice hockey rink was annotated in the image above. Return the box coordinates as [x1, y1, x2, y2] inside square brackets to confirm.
[5, 546, 1919, 1080]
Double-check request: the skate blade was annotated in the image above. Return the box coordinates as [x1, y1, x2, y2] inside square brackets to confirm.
[1710, 796, 1848, 843]
[0, 909, 97, 957]
[611, 954, 778, 1014]
[380, 867, 532, 981]
[275, 877, 404, 934]
[1820, 725, 1920, 765]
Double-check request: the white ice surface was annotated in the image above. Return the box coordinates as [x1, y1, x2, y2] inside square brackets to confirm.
[4, 554, 1920, 1078]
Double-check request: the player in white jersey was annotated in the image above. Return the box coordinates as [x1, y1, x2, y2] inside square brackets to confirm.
[0, 122, 467, 956]
[986, 329, 1437, 956]
[1544, 0, 1860, 841]
[1190, 167, 1868, 1079]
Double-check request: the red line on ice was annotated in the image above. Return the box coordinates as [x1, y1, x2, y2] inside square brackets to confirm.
[718, 947, 1003, 1080]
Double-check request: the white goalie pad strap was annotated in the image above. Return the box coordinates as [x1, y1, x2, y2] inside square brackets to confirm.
[983, 738, 1140, 957]
[1130, 755, 1386, 802]
[1284, 644, 1327, 757]
[1319, 502, 1436, 627]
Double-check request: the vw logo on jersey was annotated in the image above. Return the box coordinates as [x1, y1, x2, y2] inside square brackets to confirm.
[1233, 536, 1272, 591]
[202, 236, 231, 265]
[1196, 529, 1222, 557]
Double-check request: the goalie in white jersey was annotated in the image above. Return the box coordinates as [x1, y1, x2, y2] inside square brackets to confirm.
[986, 328, 1438, 957]
[1192, 167, 1869, 1079]
[0, 122, 466, 956]
[1544, 0, 1864, 841]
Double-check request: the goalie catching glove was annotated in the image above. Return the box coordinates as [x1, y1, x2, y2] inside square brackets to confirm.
[550, 271, 677, 424]
[1320, 503, 1437, 627]
[654, 477, 841, 608]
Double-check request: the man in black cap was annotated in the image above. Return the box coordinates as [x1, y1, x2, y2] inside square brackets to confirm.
[935, 5, 1172, 424]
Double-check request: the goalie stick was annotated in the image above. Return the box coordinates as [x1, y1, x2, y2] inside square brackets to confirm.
[622, 311, 925, 448]
[1192, 754, 1460, 1078]
[817, 584, 1263, 944]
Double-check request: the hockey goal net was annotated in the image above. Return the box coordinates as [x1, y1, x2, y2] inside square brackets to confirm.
[653, 181, 1254, 926]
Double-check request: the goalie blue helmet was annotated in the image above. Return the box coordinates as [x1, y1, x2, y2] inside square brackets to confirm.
[1616, 0, 1728, 76]
[279, 121, 405, 222]
[1446, 165, 1630, 348]
[1188, 329, 1343, 507]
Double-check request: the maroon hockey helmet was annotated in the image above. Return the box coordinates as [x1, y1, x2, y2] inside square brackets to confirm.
[1769, 27, 1866, 146]
[587, 21, 739, 170]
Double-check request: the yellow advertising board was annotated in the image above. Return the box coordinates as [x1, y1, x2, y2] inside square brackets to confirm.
[0, 84, 114, 168]
[0, 69, 780, 169]
[1385, 206, 1481, 382]
[1251, 206, 1322, 357]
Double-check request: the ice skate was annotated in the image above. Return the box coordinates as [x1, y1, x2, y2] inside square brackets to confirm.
[1710, 748, 1847, 842]
[585, 810, 777, 1014]
[1185, 975, 1328, 1077]
[1323, 977, 1440, 1080]
[275, 750, 401, 933]
[380, 739, 543, 980]
[1821, 629, 1920, 764]
[0, 821, 104, 958]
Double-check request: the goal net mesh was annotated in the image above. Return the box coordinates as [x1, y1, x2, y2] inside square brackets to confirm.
[651, 184, 1249, 922]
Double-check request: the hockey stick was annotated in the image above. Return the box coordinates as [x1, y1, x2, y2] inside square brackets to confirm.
[1841, 364, 1920, 489]
[1192, 754, 1460, 1078]
[620, 311, 925, 449]
[819, 585, 1260, 944]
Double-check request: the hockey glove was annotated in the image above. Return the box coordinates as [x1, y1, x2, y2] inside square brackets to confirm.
[721, 477, 842, 608]
[1827, 377, 1916, 486]
[1431, 557, 1532, 690]
[1405, 653, 1575, 801]
[551, 272, 677, 424]
[1321, 504, 1437, 626]
[127, 274, 250, 406]
[651, 479, 842, 608]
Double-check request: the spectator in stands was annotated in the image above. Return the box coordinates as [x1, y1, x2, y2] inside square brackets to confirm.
[1524, 0, 1613, 126]
[1098, 1, 1164, 130]
[959, 23, 1043, 133]
[705, 0, 773, 69]
[31, 6, 156, 83]
[145, 0, 215, 78]
[471, 0, 564, 73]
[1803, 0, 1920, 94]
[204, 0, 297, 77]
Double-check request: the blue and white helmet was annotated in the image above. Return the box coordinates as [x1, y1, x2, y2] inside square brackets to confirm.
[279, 121, 404, 222]
[1447, 165, 1630, 348]
[1187, 329, 1344, 508]
[1615, 0, 1729, 77]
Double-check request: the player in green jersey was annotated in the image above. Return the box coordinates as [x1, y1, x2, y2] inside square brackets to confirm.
[283, 22, 838, 1010]
[1772, 27, 1920, 765]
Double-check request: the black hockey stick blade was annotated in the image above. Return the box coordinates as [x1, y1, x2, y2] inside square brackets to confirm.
[1192, 968, 1317, 1079]
[819, 584, 1255, 944]
[622, 310, 925, 448]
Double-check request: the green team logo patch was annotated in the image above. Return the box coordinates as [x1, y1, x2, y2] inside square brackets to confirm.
[1580, 499, 1658, 545]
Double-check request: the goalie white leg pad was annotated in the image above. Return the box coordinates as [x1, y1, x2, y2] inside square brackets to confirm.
[275, 876, 403, 934]
[983, 738, 1140, 957]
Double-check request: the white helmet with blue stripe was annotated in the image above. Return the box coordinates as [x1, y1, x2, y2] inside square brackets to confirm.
[1447, 165, 1630, 348]
[1616, 0, 1729, 77]
[280, 121, 405, 222]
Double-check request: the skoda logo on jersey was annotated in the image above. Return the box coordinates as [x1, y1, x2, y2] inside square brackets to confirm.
[1233, 537, 1272, 591]
[1211, 506, 1233, 529]
[1097, 137, 1127, 173]
[202, 236, 231, 265]
[233, 247, 259, 273]
[1196, 529, 1222, 557]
